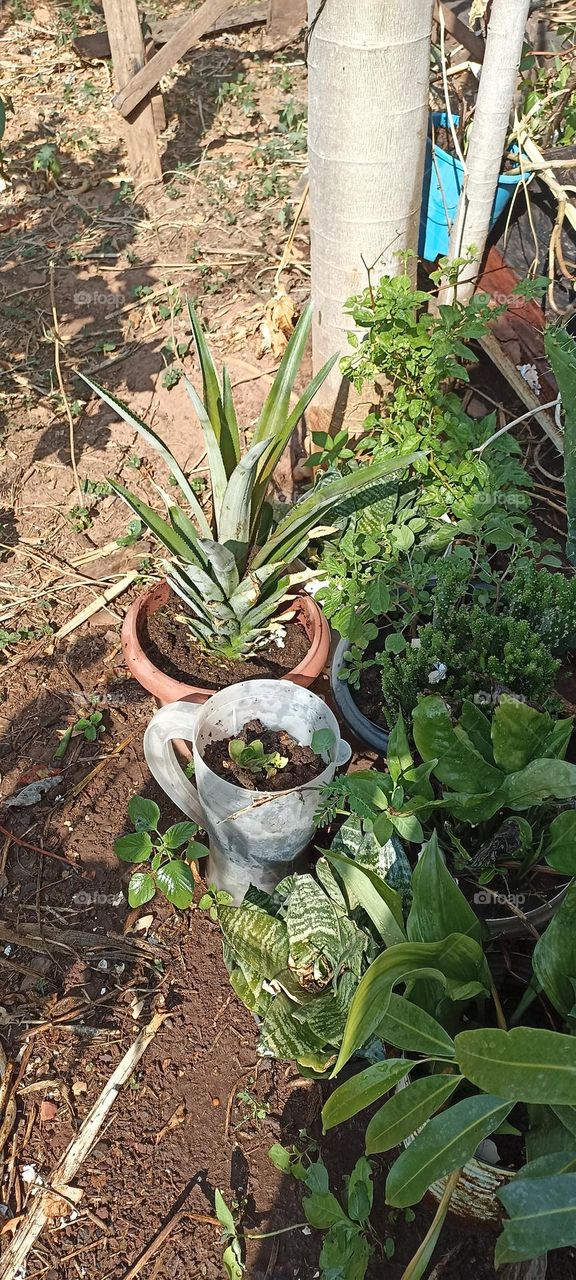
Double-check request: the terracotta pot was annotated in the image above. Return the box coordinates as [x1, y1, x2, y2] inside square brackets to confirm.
[121, 580, 331, 705]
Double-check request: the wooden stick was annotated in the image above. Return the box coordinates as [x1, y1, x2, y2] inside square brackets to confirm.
[434, 0, 485, 64]
[516, 129, 576, 235]
[52, 569, 139, 639]
[0, 1012, 166, 1280]
[102, 0, 162, 188]
[113, 0, 231, 118]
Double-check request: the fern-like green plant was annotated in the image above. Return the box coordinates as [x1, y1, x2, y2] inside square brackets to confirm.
[545, 324, 576, 565]
[81, 302, 420, 659]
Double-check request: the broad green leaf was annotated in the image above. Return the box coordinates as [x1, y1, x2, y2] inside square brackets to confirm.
[459, 700, 493, 761]
[219, 905, 289, 977]
[322, 1059, 411, 1131]
[491, 699, 556, 773]
[386, 712, 413, 785]
[378, 993, 455, 1059]
[366, 1074, 462, 1155]
[533, 883, 576, 1016]
[412, 697, 504, 793]
[156, 859, 195, 908]
[407, 832, 482, 945]
[517, 1152, 576, 1179]
[80, 374, 211, 535]
[128, 871, 156, 907]
[333, 935, 489, 1075]
[391, 813, 424, 843]
[128, 796, 160, 831]
[115, 831, 153, 863]
[268, 1143, 292, 1173]
[303, 1190, 349, 1230]
[215, 1188, 236, 1236]
[319, 1221, 370, 1280]
[542, 810, 576, 874]
[545, 325, 576, 564]
[222, 1243, 243, 1280]
[311, 728, 336, 757]
[386, 1095, 513, 1207]
[162, 821, 199, 849]
[455, 1026, 576, 1104]
[347, 1157, 373, 1224]
[324, 848, 406, 946]
[496, 1173, 576, 1264]
[501, 758, 576, 811]
[550, 1106, 576, 1140]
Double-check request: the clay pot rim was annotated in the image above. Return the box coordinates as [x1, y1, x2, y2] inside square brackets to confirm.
[121, 579, 330, 704]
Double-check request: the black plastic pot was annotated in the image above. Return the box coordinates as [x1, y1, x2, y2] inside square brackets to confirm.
[330, 637, 389, 754]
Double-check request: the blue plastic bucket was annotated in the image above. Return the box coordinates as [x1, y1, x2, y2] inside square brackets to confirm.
[419, 112, 527, 261]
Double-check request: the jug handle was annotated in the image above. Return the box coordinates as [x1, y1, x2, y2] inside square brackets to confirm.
[143, 701, 203, 825]
[335, 739, 352, 769]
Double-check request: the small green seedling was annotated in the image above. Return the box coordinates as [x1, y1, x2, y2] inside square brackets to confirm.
[311, 728, 336, 758]
[215, 1190, 245, 1280]
[198, 885, 233, 921]
[54, 710, 105, 759]
[228, 738, 288, 779]
[114, 796, 206, 909]
[236, 1083, 270, 1124]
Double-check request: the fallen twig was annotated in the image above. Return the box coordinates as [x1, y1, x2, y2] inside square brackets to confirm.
[0, 822, 80, 870]
[49, 262, 82, 508]
[0, 1011, 167, 1280]
[53, 569, 139, 640]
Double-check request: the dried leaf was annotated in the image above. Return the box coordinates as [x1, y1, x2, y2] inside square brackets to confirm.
[469, 0, 488, 23]
[154, 1100, 186, 1144]
[260, 291, 296, 357]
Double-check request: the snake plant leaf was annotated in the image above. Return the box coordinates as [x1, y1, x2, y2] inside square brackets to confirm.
[496, 1173, 576, 1265]
[545, 325, 576, 565]
[108, 481, 203, 562]
[251, 351, 340, 523]
[332, 935, 490, 1076]
[184, 375, 228, 526]
[187, 300, 239, 476]
[324, 848, 406, 947]
[365, 1074, 462, 1155]
[322, 1059, 412, 1132]
[218, 437, 274, 568]
[532, 883, 576, 1017]
[251, 454, 423, 571]
[259, 991, 334, 1069]
[386, 1095, 513, 1208]
[218, 904, 289, 976]
[378, 994, 456, 1059]
[285, 873, 343, 970]
[455, 1027, 576, 1104]
[80, 373, 211, 536]
[407, 832, 482, 945]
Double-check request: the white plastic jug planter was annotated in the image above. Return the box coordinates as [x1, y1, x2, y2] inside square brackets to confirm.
[143, 679, 351, 903]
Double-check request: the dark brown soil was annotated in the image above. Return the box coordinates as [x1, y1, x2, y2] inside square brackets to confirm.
[203, 717, 320, 791]
[355, 658, 389, 729]
[459, 867, 570, 923]
[144, 590, 310, 689]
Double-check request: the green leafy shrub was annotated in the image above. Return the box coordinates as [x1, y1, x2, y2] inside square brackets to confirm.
[115, 796, 206, 908]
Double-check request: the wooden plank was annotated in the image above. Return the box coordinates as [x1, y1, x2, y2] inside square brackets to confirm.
[435, 1, 486, 65]
[477, 245, 562, 453]
[152, 2, 267, 44]
[265, 0, 306, 47]
[113, 0, 232, 119]
[101, 0, 162, 187]
[74, 5, 267, 60]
